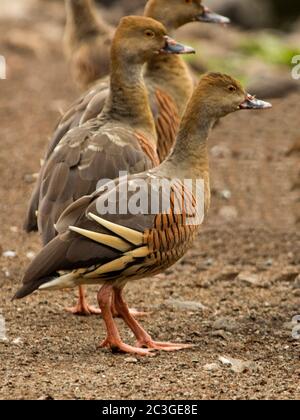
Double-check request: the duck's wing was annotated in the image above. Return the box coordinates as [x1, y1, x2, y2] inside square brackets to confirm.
[15, 175, 200, 299]
[49, 82, 110, 159]
[24, 82, 180, 234]
[37, 123, 158, 245]
[23, 83, 109, 233]
[16, 178, 156, 299]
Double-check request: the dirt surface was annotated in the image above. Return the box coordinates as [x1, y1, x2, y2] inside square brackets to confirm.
[0, 3, 300, 400]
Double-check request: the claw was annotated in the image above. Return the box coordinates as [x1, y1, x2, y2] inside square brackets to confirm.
[100, 338, 156, 356]
[136, 340, 194, 352]
[65, 304, 102, 316]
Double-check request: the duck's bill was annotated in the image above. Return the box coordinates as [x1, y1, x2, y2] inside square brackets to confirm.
[160, 36, 195, 55]
[239, 94, 272, 110]
[197, 7, 230, 24]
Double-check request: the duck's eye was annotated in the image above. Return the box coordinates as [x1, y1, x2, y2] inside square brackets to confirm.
[228, 85, 237, 92]
[145, 30, 155, 38]
[185, 0, 193, 4]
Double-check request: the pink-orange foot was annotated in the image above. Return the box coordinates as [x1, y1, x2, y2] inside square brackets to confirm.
[65, 302, 102, 316]
[136, 339, 193, 352]
[100, 337, 155, 356]
[112, 288, 193, 353]
[66, 285, 102, 316]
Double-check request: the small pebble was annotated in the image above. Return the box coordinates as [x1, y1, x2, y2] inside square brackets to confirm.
[0, 315, 7, 342]
[23, 173, 38, 184]
[166, 299, 207, 312]
[213, 317, 239, 332]
[264, 259, 273, 267]
[203, 363, 219, 372]
[219, 356, 257, 373]
[219, 206, 238, 222]
[238, 272, 261, 286]
[124, 357, 138, 363]
[205, 258, 214, 267]
[293, 274, 300, 289]
[26, 251, 36, 260]
[211, 144, 231, 159]
[12, 337, 23, 345]
[220, 189, 232, 200]
[2, 250, 17, 258]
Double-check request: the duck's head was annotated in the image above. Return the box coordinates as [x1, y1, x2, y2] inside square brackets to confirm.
[195, 72, 272, 119]
[145, 0, 230, 31]
[112, 16, 195, 64]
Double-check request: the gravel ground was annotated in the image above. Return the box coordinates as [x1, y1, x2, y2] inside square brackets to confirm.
[0, 3, 299, 400]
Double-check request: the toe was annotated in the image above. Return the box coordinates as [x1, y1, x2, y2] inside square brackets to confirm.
[136, 340, 193, 352]
[65, 304, 101, 316]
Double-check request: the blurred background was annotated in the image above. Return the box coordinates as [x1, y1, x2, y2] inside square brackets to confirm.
[1, 0, 300, 99]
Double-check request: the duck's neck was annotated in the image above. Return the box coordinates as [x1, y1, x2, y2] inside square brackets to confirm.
[144, 15, 193, 115]
[145, 55, 194, 115]
[161, 97, 215, 180]
[65, 0, 108, 39]
[101, 52, 156, 141]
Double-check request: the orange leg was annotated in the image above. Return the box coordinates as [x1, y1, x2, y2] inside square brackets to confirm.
[65, 286, 102, 316]
[97, 284, 154, 356]
[111, 292, 149, 318]
[66, 286, 148, 318]
[114, 287, 193, 352]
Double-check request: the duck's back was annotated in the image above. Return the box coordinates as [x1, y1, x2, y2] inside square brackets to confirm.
[24, 65, 189, 234]
[37, 120, 158, 245]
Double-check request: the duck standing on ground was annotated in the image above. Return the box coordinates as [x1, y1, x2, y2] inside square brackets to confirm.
[24, 0, 229, 233]
[15, 73, 272, 355]
[27, 16, 194, 315]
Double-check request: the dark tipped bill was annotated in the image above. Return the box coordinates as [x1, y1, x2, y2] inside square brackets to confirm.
[160, 36, 195, 55]
[239, 94, 272, 110]
[197, 7, 230, 24]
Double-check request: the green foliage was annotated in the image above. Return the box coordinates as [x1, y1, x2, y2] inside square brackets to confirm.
[238, 35, 300, 66]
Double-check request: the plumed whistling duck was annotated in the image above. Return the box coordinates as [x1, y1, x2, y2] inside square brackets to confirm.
[16, 73, 271, 354]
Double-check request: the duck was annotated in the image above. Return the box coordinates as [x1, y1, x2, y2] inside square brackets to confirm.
[63, 0, 230, 155]
[15, 73, 272, 355]
[143, 0, 230, 161]
[27, 16, 194, 316]
[64, 0, 228, 94]
[23, 0, 229, 233]
[64, 0, 114, 90]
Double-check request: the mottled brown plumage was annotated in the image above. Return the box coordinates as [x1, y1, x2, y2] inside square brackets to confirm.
[24, 0, 229, 233]
[26, 17, 193, 315]
[36, 17, 194, 245]
[16, 73, 271, 354]
[64, 0, 114, 90]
